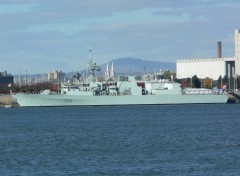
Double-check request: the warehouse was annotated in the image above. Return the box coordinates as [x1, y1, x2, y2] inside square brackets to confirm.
[176, 57, 235, 80]
[176, 29, 240, 80]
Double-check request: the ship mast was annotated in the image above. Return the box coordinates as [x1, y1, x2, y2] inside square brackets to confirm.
[88, 50, 97, 82]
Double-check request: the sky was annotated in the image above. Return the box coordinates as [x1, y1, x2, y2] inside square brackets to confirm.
[0, 0, 240, 74]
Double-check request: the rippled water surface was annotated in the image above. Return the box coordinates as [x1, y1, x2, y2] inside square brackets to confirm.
[1, 104, 240, 175]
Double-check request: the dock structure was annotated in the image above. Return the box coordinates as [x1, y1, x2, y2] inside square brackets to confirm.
[228, 92, 240, 103]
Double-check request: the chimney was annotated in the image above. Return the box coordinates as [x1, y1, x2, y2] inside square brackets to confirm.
[217, 41, 222, 58]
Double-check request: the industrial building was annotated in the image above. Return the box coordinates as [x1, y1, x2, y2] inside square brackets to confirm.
[48, 70, 65, 83]
[176, 29, 240, 80]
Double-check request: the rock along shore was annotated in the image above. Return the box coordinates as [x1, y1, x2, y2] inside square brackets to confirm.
[0, 95, 19, 107]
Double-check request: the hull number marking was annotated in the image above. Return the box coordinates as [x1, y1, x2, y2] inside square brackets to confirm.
[64, 99, 72, 103]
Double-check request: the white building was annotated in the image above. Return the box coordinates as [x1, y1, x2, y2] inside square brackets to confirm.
[235, 29, 240, 75]
[176, 29, 240, 80]
[177, 57, 235, 80]
[48, 70, 65, 83]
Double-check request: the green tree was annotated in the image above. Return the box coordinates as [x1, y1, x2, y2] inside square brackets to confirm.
[237, 76, 240, 90]
[204, 77, 213, 89]
[163, 70, 171, 79]
[186, 77, 191, 87]
[163, 71, 176, 81]
[222, 75, 228, 85]
[217, 75, 222, 89]
[192, 75, 201, 88]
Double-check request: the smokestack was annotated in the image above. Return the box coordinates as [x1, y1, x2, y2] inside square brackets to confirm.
[217, 41, 222, 58]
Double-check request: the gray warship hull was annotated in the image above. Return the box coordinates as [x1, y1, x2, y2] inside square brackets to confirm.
[12, 93, 228, 107]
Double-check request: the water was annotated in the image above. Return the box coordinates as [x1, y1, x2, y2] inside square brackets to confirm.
[1, 104, 240, 175]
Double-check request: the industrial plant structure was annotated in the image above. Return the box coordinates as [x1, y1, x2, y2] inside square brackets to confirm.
[48, 70, 65, 83]
[176, 29, 240, 80]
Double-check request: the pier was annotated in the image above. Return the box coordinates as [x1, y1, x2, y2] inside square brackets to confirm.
[228, 92, 240, 103]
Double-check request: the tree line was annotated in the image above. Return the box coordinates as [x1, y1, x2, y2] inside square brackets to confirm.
[1, 72, 240, 94]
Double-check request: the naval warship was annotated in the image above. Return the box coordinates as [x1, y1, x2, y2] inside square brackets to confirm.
[11, 55, 228, 107]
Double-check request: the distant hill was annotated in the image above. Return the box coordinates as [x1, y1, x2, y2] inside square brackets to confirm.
[13, 58, 175, 79]
[100, 58, 175, 74]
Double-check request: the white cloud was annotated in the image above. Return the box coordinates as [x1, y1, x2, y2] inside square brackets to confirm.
[0, 4, 37, 14]
[0, 0, 240, 74]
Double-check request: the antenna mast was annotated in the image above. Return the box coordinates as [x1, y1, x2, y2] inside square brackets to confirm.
[89, 50, 92, 61]
[88, 50, 97, 82]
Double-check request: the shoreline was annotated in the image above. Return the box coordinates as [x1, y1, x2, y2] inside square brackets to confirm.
[0, 95, 19, 107]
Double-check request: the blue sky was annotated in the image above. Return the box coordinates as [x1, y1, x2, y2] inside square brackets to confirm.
[0, 0, 239, 74]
